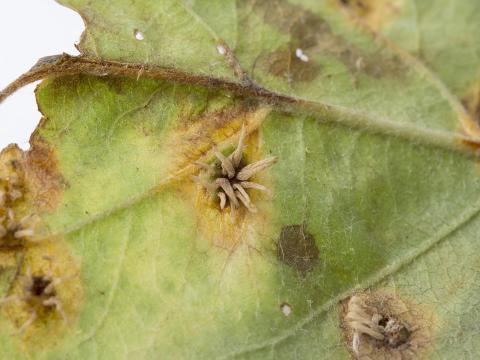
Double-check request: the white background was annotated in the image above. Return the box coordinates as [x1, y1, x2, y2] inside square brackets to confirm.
[0, 1, 84, 150]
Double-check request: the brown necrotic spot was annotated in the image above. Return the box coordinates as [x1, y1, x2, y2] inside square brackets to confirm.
[25, 132, 64, 212]
[249, 0, 406, 82]
[30, 276, 53, 298]
[277, 224, 319, 274]
[340, 291, 435, 359]
[0, 145, 39, 250]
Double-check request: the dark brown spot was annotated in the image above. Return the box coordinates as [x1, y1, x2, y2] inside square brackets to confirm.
[30, 276, 53, 298]
[277, 224, 319, 274]
[378, 316, 389, 327]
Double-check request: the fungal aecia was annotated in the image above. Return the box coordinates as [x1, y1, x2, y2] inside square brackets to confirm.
[0, 170, 39, 249]
[0, 259, 69, 334]
[295, 48, 309, 62]
[191, 124, 277, 215]
[345, 295, 412, 356]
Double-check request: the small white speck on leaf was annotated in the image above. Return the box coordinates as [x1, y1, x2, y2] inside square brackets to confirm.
[216, 44, 227, 55]
[295, 48, 309, 62]
[280, 303, 292, 317]
[134, 29, 144, 41]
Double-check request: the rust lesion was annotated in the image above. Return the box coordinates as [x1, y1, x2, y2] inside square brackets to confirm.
[25, 132, 65, 212]
[339, 290, 436, 359]
[0, 146, 39, 251]
[191, 123, 277, 215]
[170, 107, 275, 249]
[1, 240, 83, 347]
[0, 136, 64, 250]
[0, 143, 81, 345]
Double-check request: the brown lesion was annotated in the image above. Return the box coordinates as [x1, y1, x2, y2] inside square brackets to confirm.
[165, 102, 264, 169]
[0, 144, 81, 343]
[25, 132, 65, 212]
[247, 0, 406, 84]
[177, 110, 275, 249]
[277, 224, 320, 275]
[340, 291, 435, 359]
[0, 133, 81, 343]
[191, 124, 277, 215]
[0, 146, 39, 250]
[0, 137, 63, 250]
[1, 240, 83, 345]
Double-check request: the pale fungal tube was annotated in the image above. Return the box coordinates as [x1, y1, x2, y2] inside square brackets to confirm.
[191, 124, 277, 214]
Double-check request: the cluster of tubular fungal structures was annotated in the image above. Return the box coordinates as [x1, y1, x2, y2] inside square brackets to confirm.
[0, 154, 68, 335]
[345, 295, 412, 356]
[0, 164, 37, 249]
[1, 262, 67, 335]
[191, 125, 277, 214]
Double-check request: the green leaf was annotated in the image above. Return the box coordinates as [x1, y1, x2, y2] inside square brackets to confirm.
[1, 0, 480, 358]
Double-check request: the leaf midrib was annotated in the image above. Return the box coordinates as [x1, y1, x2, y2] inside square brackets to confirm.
[41, 94, 477, 244]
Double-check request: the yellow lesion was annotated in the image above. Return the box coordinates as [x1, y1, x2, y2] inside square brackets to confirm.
[1, 238, 83, 348]
[164, 105, 271, 173]
[170, 105, 275, 249]
[0, 145, 39, 251]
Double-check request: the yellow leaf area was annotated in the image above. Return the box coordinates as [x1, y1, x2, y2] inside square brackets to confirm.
[0, 146, 82, 348]
[167, 106, 275, 250]
[0, 91, 279, 349]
